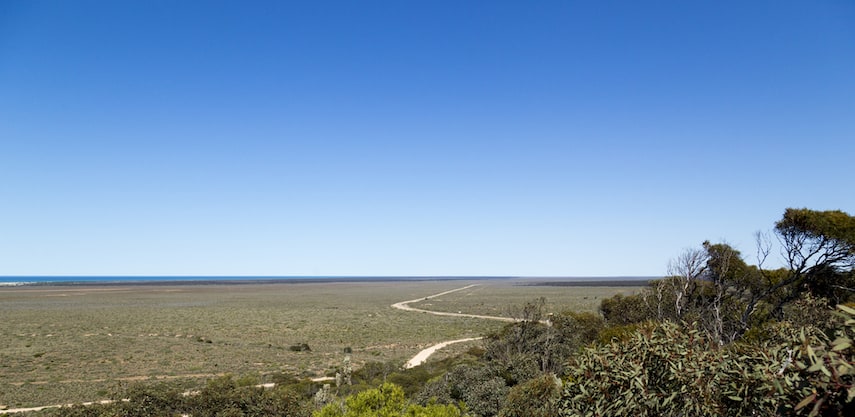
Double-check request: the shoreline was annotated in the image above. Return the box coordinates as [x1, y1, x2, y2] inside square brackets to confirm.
[0, 276, 507, 288]
[0, 276, 653, 288]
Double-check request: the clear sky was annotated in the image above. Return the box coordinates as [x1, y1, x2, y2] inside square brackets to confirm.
[1, 1, 853, 277]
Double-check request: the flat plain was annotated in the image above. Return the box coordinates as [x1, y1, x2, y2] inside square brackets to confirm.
[0, 279, 642, 409]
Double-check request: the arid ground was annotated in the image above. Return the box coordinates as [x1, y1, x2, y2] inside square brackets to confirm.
[0, 279, 642, 409]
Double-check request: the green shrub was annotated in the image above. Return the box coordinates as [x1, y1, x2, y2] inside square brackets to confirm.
[560, 306, 855, 417]
[498, 373, 561, 417]
[185, 375, 310, 417]
[113, 381, 186, 417]
[790, 305, 855, 416]
[599, 293, 654, 325]
[596, 322, 642, 345]
[314, 382, 467, 417]
[50, 403, 116, 417]
[415, 365, 507, 417]
[550, 311, 605, 347]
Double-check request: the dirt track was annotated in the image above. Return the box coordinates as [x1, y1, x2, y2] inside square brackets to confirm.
[390, 284, 517, 322]
[392, 284, 519, 370]
[403, 337, 483, 369]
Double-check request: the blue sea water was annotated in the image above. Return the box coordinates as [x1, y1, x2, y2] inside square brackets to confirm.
[0, 276, 654, 287]
[0, 276, 276, 285]
[0, 275, 510, 285]
[3, 276, 232, 283]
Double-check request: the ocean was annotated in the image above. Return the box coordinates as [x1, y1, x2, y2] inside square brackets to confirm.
[0, 275, 512, 286]
[0, 275, 652, 287]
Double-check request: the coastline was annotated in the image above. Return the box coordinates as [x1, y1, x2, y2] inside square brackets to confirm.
[0, 276, 512, 287]
[0, 275, 654, 287]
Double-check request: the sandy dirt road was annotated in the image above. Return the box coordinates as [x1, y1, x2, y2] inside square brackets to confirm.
[392, 284, 520, 370]
[391, 284, 517, 322]
[402, 337, 483, 369]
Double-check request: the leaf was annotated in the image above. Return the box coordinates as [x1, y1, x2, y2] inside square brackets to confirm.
[795, 393, 816, 411]
[806, 363, 825, 373]
[838, 304, 855, 315]
[809, 397, 826, 417]
[831, 340, 851, 352]
[806, 345, 818, 364]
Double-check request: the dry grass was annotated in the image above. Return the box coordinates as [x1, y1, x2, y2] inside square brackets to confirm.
[0, 279, 639, 408]
[407, 280, 642, 318]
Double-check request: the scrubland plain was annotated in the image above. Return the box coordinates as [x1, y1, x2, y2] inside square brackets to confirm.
[0, 279, 641, 409]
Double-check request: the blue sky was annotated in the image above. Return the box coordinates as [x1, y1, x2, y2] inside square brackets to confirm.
[1, 1, 853, 277]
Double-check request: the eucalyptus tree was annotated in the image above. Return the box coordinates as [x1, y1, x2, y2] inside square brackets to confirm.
[601, 208, 855, 343]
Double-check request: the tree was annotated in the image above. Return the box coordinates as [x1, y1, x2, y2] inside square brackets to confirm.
[666, 246, 709, 321]
[771, 208, 855, 309]
[603, 209, 855, 343]
[484, 320, 573, 382]
[485, 298, 569, 382]
[734, 209, 855, 333]
[700, 241, 762, 343]
[603, 242, 759, 343]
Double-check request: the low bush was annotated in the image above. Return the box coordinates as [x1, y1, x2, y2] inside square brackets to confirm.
[499, 373, 561, 417]
[314, 382, 467, 417]
[560, 305, 855, 417]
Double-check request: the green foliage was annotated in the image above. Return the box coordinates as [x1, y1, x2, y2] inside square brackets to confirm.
[790, 304, 855, 416]
[352, 354, 482, 399]
[505, 297, 547, 322]
[776, 209, 855, 252]
[50, 404, 114, 417]
[111, 381, 186, 417]
[482, 323, 545, 383]
[596, 322, 642, 345]
[599, 293, 654, 325]
[550, 311, 605, 349]
[402, 403, 467, 417]
[498, 373, 562, 417]
[189, 375, 311, 417]
[783, 293, 840, 336]
[602, 215, 855, 344]
[353, 361, 400, 386]
[562, 321, 725, 416]
[49, 382, 186, 417]
[314, 383, 467, 417]
[560, 306, 855, 416]
[330, 382, 406, 416]
[775, 208, 855, 308]
[482, 307, 603, 383]
[388, 367, 436, 398]
[51, 375, 311, 417]
[415, 365, 507, 417]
